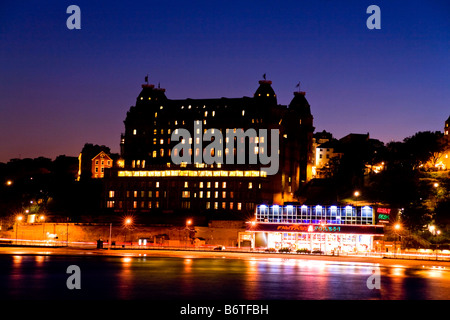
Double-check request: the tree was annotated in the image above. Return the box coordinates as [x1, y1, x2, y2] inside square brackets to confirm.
[403, 131, 444, 169]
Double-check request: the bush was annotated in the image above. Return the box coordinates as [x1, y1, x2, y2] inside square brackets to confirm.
[278, 247, 291, 253]
[296, 248, 311, 254]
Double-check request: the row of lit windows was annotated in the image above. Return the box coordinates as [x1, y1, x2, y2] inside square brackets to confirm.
[106, 200, 250, 211]
[95, 160, 111, 166]
[256, 205, 374, 225]
[108, 182, 258, 199]
[131, 126, 268, 139]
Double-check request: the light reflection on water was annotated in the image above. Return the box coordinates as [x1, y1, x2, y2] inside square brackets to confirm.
[1, 254, 449, 300]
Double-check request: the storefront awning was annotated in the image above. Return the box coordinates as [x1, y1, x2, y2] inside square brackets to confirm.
[247, 223, 384, 235]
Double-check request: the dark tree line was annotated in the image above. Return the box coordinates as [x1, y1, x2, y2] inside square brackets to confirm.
[0, 155, 103, 226]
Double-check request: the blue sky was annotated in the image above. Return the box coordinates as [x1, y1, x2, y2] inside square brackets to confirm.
[0, 0, 449, 162]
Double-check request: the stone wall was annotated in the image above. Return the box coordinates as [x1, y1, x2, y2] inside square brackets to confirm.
[0, 221, 246, 247]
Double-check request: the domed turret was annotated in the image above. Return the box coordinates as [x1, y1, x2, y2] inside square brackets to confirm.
[289, 91, 311, 117]
[254, 79, 277, 105]
[136, 83, 167, 104]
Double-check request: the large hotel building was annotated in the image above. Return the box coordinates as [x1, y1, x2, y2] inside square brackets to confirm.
[102, 77, 385, 252]
[103, 78, 315, 216]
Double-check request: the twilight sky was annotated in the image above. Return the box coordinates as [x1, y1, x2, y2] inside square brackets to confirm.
[0, 0, 449, 163]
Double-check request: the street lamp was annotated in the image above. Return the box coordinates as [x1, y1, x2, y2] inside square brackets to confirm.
[393, 223, 401, 257]
[429, 225, 440, 260]
[185, 219, 193, 248]
[15, 215, 23, 245]
[123, 217, 134, 247]
[354, 191, 360, 208]
[39, 215, 45, 239]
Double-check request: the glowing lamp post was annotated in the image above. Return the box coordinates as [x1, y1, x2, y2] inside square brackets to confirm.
[123, 217, 134, 247]
[39, 215, 45, 238]
[354, 191, 360, 208]
[185, 219, 193, 248]
[15, 215, 23, 245]
[393, 223, 401, 257]
[430, 225, 441, 260]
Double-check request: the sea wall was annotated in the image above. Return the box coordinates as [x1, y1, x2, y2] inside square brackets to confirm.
[0, 220, 246, 247]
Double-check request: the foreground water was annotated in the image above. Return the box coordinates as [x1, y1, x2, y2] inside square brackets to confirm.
[1, 254, 449, 300]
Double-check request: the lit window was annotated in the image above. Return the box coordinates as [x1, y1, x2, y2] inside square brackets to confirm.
[184, 181, 188, 188]
[207, 182, 211, 188]
[160, 139, 164, 144]
[133, 129, 137, 135]
[215, 191, 218, 198]
[199, 182, 204, 188]
[156, 182, 159, 188]
[222, 191, 226, 198]
[237, 203, 242, 210]
[230, 202, 234, 210]
[207, 191, 211, 198]
[133, 191, 138, 198]
[107, 201, 115, 208]
[242, 110, 245, 116]
[199, 191, 204, 198]
[248, 182, 253, 189]
[109, 191, 115, 198]
[182, 191, 190, 198]
[222, 182, 226, 188]
[153, 151, 157, 158]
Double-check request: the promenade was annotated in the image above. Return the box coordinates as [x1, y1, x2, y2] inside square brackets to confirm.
[1, 244, 450, 269]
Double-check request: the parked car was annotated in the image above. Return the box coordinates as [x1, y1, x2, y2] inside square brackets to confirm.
[214, 245, 226, 251]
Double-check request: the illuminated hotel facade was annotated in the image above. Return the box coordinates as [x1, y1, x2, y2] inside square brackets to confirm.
[243, 204, 384, 253]
[102, 78, 315, 215]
